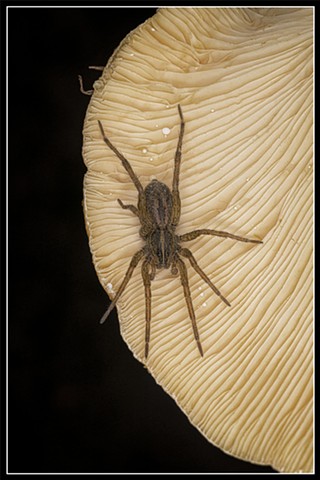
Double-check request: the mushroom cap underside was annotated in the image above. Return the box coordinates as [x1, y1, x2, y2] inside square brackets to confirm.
[82, 7, 313, 473]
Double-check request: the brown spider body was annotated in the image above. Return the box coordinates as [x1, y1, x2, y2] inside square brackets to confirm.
[143, 179, 177, 269]
[98, 105, 262, 359]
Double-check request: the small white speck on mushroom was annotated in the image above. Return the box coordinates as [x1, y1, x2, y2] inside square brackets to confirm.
[106, 283, 114, 294]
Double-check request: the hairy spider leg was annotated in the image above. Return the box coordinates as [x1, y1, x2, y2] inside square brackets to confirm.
[141, 260, 152, 358]
[98, 120, 144, 196]
[171, 104, 185, 228]
[117, 199, 139, 217]
[176, 256, 204, 357]
[78, 75, 93, 96]
[149, 261, 156, 281]
[179, 229, 263, 244]
[100, 249, 145, 324]
[171, 259, 178, 276]
[179, 248, 230, 306]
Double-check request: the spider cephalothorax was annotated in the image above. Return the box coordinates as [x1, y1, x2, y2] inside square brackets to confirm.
[98, 105, 263, 359]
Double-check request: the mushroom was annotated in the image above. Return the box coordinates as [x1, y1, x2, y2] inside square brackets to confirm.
[82, 7, 313, 473]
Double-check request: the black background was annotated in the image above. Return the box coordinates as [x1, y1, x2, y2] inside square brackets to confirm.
[8, 5, 276, 474]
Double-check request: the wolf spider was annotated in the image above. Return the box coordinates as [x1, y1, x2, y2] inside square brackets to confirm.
[98, 105, 262, 359]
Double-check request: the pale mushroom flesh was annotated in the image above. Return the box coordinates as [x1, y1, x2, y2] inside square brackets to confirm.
[82, 8, 313, 473]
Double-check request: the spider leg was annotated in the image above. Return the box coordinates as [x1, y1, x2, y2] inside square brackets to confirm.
[141, 259, 152, 358]
[98, 120, 144, 195]
[78, 75, 93, 96]
[117, 199, 139, 217]
[179, 228, 263, 244]
[100, 249, 145, 324]
[171, 104, 185, 227]
[179, 248, 230, 306]
[176, 256, 203, 357]
[171, 258, 178, 276]
[149, 261, 156, 281]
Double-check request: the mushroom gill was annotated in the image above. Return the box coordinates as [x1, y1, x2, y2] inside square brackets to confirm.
[82, 8, 313, 473]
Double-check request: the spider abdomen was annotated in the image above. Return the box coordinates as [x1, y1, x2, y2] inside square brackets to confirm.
[145, 179, 173, 229]
[150, 228, 177, 269]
